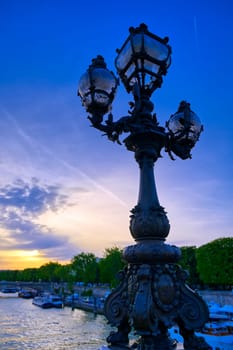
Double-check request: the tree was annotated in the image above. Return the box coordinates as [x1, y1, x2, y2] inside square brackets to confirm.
[99, 247, 126, 287]
[179, 246, 200, 287]
[57, 264, 74, 283]
[17, 268, 38, 282]
[0, 270, 19, 281]
[71, 252, 99, 284]
[38, 262, 62, 282]
[196, 237, 233, 288]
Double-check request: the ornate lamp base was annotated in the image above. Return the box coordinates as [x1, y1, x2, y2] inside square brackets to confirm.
[104, 241, 210, 350]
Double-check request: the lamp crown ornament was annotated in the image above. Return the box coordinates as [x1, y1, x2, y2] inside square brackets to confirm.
[77, 24, 202, 158]
[77, 23, 209, 350]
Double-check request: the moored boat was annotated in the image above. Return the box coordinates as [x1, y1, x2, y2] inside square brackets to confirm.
[0, 288, 19, 298]
[18, 288, 37, 299]
[32, 294, 63, 309]
[64, 293, 79, 307]
[201, 322, 230, 336]
[169, 324, 233, 350]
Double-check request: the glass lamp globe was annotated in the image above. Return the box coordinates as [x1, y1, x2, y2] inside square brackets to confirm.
[166, 101, 203, 159]
[78, 55, 118, 115]
[115, 23, 171, 97]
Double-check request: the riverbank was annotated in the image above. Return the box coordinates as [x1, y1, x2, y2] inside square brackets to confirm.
[199, 290, 233, 306]
[1, 281, 232, 306]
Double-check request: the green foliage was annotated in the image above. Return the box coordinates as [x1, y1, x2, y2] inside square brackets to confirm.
[99, 247, 126, 287]
[53, 264, 74, 283]
[0, 263, 75, 283]
[38, 262, 62, 282]
[180, 246, 200, 286]
[81, 289, 93, 297]
[17, 268, 38, 282]
[0, 270, 19, 281]
[71, 252, 99, 284]
[196, 237, 233, 287]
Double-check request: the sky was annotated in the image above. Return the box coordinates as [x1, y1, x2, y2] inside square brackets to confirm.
[0, 0, 233, 269]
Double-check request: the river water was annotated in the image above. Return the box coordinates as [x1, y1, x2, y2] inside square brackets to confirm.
[0, 296, 112, 349]
[1, 296, 232, 350]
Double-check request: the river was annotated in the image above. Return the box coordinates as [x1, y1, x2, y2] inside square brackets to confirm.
[1, 296, 232, 350]
[0, 296, 112, 349]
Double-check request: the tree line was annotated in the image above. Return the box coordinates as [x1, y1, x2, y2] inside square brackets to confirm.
[0, 238, 232, 289]
[0, 247, 125, 288]
[179, 237, 232, 289]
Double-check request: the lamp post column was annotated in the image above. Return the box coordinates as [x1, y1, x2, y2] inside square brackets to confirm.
[104, 125, 210, 350]
[124, 129, 180, 350]
[126, 129, 170, 242]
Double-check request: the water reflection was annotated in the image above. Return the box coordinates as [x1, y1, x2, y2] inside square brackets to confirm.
[0, 297, 112, 349]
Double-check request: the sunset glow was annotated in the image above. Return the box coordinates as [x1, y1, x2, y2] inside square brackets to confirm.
[0, 250, 45, 270]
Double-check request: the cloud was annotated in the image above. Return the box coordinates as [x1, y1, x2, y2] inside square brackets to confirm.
[1, 211, 65, 250]
[0, 178, 73, 257]
[0, 178, 66, 216]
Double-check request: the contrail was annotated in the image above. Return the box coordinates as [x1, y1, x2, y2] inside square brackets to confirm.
[58, 158, 128, 207]
[3, 108, 36, 147]
[193, 15, 200, 54]
[2, 108, 128, 208]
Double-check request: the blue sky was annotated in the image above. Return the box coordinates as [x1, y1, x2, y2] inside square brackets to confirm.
[0, 0, 233, 269]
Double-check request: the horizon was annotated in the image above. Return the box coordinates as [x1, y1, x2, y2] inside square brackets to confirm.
[0, 236, 231, 272]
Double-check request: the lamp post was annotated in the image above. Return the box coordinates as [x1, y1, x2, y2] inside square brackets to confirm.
[78, 23, 209, 350]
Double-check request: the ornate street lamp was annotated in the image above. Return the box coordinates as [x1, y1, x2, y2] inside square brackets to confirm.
[78, 23, 209, 350]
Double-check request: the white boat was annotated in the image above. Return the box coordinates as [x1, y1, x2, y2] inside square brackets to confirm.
[169, 325, 233, 350]
[32, 294, 63, 309]
[0, 288, 19, 298]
